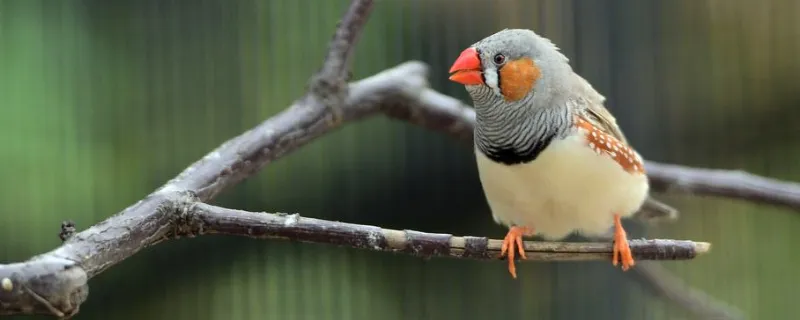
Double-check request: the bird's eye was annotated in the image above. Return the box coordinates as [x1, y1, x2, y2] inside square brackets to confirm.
[493, 54, 506, 65]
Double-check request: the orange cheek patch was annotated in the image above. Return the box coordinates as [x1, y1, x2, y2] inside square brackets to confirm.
[499, 57, 541, 102]
[575, 117, 645, 174]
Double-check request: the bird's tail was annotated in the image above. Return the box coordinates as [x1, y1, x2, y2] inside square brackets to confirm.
[635, 196, 679, 224]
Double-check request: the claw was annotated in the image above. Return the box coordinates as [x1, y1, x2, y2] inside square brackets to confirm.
[500, 226, 533, 278]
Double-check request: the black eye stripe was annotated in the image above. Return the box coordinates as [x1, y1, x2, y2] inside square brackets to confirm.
[496, 67, 502, 91]
[474, 47, 488, 85]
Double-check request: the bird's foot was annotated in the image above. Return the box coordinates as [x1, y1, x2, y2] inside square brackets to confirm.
[612, 214, 635, 271]
[500, 226, 534, 279]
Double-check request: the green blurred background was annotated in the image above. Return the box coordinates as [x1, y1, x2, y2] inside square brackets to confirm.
[1, 0, 799, 319]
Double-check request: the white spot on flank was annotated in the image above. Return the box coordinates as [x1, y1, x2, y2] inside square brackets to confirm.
[591, 132, 597, 137]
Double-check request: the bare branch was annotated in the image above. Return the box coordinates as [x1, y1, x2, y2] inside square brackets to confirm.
[0, 0, 380, 316]
[1, 0, 786, 317]
[169, 0, 376, 201]
[646, 162, 800, 211]
[0, 258, 87, 318]
[317, 0, 374, 79]
[185, 203, 710, 261]
[0, 60, 429, 317]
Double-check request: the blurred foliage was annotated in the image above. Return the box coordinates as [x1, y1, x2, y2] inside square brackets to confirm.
[1, 0, 799, 319]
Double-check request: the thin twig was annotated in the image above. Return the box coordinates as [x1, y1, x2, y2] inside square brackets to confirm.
[318, 0, 374, 79]
[185, 203, 710, 261]
[646, 162, 800, 211]
[21, 286, 64, 318]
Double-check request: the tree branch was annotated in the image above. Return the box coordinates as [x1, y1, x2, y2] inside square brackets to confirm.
[1, 0, 790, 318]
[317, 0, 373, 80]
[183, 203, 709, 261]
[170, 0, 376, 201]
[0, 0, 379, 317]
[645, 162, 800, 211]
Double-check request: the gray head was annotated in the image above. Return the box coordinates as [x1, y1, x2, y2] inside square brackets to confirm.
[449, 29, 581, 163]
[448, 28, 573, 108]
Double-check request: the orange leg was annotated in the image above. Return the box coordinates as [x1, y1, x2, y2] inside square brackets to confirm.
[612, 214, 635, 271]
[500, 226, 534, 279]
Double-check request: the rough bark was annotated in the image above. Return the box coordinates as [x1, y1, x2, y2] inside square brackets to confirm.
[3, 0, 791, 319]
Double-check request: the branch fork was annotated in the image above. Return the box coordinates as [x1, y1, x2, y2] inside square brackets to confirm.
[4, 0, 794, 319]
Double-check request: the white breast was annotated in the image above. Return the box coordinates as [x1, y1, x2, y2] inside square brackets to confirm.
[475, 131, 649, 240]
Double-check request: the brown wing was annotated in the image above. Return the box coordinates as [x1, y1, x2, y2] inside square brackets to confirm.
[575, 99, 679, 221]
[575, 116, 644, 174]
[578, 99, 629, 144]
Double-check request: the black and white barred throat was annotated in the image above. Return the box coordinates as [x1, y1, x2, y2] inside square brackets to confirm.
[469, 85, 571, 165]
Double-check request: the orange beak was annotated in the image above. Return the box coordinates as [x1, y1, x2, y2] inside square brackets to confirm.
[448, 47, 484, 85]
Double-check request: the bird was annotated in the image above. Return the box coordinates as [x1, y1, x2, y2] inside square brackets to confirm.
[447, 28, 674, 278]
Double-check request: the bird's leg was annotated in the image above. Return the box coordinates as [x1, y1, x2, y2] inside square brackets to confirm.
[612, 214, 635, 270]
[500, 226, 534, 278]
